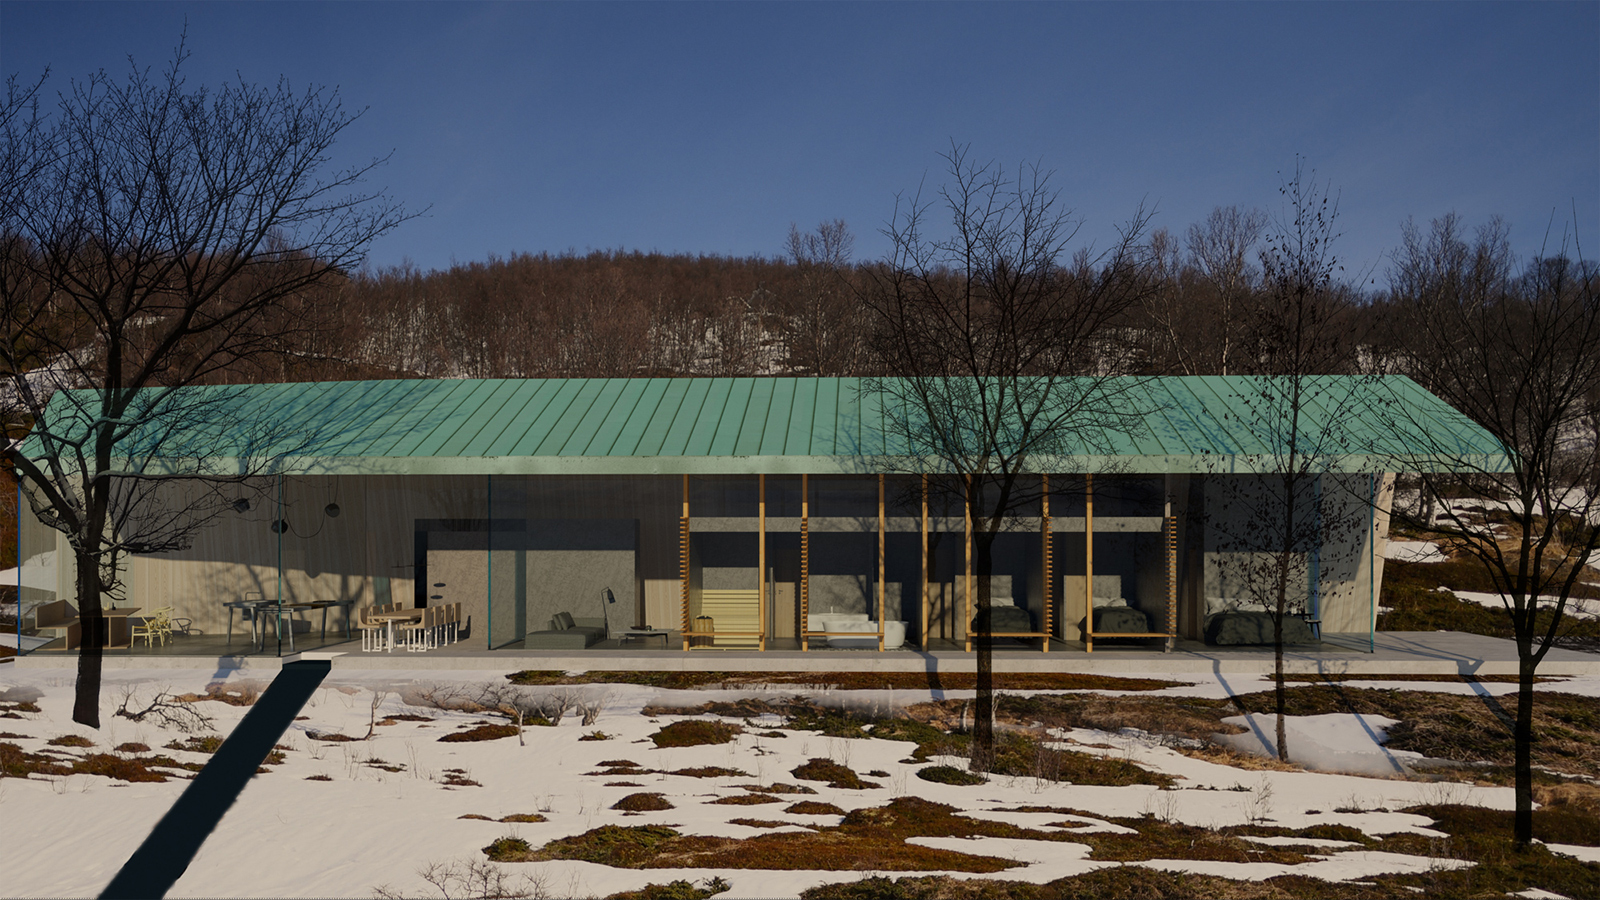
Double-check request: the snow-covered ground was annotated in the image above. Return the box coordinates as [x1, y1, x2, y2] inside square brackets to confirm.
[1384, 540, 1448, 564]
[1, 666, 1596, 898]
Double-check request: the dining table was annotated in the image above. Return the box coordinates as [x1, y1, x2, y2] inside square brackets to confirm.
[367, 607, 423, 653]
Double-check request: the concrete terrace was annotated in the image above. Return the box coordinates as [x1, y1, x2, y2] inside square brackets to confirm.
[9, 631, 1599, 676]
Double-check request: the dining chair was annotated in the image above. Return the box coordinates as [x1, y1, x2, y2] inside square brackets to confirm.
[132, 607, 174, 648]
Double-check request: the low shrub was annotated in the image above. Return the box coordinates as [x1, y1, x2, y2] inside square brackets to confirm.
[499, 813, 548, 823]
[792, 758, 879, 790]
[917, 765, 986, 785]
[47, 734, 93, 748]
[606, 877, 731, 900]
[482, 836, 533, 862]
[114, 742, 150, 753]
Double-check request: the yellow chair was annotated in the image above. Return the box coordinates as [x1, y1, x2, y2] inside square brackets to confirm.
[131, 607, 174, 648]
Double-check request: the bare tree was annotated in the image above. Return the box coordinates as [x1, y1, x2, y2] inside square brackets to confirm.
[0, 40, 411, 727]
[1384, 213, 1600, 847]
[1204, 161, 1369, 764]
[862, 143, 1154, 769]
[1135, 207, 1266, 376]
[781, 219, 865, 375]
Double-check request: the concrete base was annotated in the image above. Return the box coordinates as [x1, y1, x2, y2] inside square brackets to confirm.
[10, 632, 1599, 676]
[12, 630, 1600, 672]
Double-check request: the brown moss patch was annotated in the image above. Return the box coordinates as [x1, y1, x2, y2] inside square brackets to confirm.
[47, 734, 93, 747]
[579, 731, 613, 741]
[438, 723, 519, 743]
[737, 782, 816, 795]
[524, 820, 1014, 872]
[307, 731, 360, 742]
[729, 819, 802, 829]
[670, 766, 749, 778]
[613, 792, 675, 812]
[115, 742, 150, 753]
[784, 801, 846, 816]
[305, 774, 332, 781]
[708, 793, 781, 805]
[792, 758, 879, 790]
[650, 720, 742, 748]
[499, 813, 548, 823]
[459, 813, 493, 820]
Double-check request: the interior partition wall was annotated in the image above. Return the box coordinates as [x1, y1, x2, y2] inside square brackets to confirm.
[486, 475, 678, 651]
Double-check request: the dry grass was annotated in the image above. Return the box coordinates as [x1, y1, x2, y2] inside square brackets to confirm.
[47, 734, 93, 747]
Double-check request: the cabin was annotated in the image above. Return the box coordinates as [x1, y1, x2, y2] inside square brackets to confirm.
[13, 376, 1506, 657]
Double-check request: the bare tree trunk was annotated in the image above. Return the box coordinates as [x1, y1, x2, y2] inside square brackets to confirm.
[1514, 654, 1536, 845]
[972, 527, 996, 772]
[72, 548, 104, 728]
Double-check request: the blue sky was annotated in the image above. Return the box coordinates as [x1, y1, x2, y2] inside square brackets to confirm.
[4, 1, 1596, 287]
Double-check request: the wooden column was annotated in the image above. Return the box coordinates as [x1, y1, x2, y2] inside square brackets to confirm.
[1165, 481, 1177, 652]
[920, 473, 928, 650]
[758, 474, 767, 652]
[1041, 474, 1052, 653]
[680, 473, 691, 652]
[800, 473, 809, 652]
[1085, 473, 1094, 654]
[878, 473, 886, 653]
[964, 475, 973, 653]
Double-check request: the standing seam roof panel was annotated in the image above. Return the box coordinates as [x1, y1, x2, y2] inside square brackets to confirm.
[315, 380, 417, 458]
[383, 381, 480, 457]
[708, 379, 755, 456]
[505, 380, 589, 456]
[683, 380, 734, 456]
[603, 379, 671, 457]
[658, 379, 714, 456]
[478, 380, 564, 457]
[539, 379, 617, 456]
[409, 380, 506, 457]
[436, 379, 523, 457]
[555, 379, 631, 456]
[735, 378, 777, 456]
[634, 379, 693, 457]
[582, 378, 651, 456]
[759, 378, 796, 456]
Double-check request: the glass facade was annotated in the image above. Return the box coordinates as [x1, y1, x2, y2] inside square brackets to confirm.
[11, 471, 1377, 657]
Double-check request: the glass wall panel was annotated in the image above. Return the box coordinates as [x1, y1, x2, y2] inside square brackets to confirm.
[14, 485, 63, 653]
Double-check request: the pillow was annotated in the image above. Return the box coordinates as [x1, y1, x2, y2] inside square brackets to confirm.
[552, 611, 575, 631]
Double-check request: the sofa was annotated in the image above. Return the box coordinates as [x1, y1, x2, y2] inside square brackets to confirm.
[523, 611, 607, 650]
[806, 614, 907, 650]
[1204, 611, 1317, 646]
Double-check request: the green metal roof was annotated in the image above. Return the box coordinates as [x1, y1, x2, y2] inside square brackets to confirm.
[26, 376, 1510, 476]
